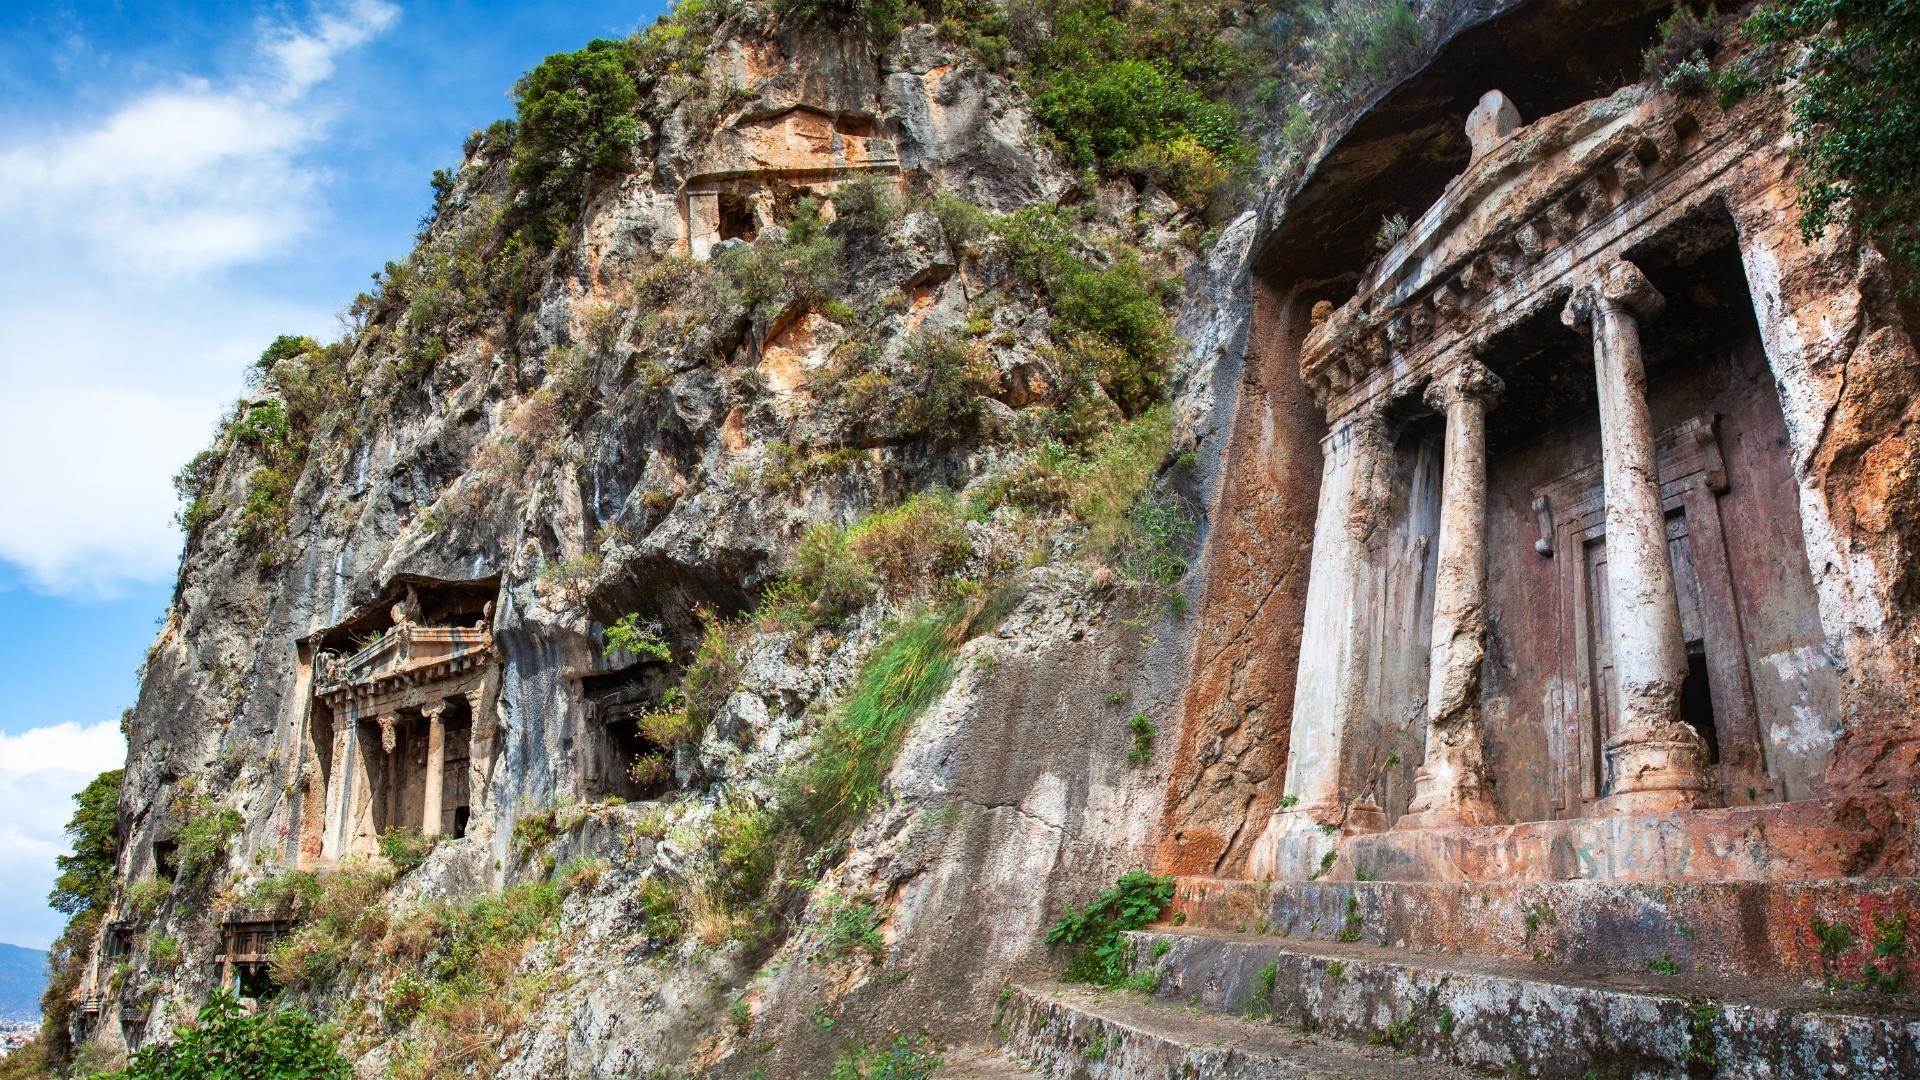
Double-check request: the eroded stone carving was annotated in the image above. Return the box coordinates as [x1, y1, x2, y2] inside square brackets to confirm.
[1401, 358, 1504, 828]
[1562, 261, 1713, 813]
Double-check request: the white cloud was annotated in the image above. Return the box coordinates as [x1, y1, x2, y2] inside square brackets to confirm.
[0, 722, 125, 949]
[0, 2, 399, 596]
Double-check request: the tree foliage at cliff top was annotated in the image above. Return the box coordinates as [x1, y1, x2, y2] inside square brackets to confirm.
[1735, 0, 1920, 285]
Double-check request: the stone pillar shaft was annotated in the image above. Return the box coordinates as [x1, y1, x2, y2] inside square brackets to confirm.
[1401, 359, 1503, 828]
[422, 701, 447, 837]
[1248, 409, 1393, 878]
[1564, 261, 1713, 812]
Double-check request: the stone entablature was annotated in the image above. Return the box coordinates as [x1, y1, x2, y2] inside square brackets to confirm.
[314, 623, 493, 712]
[1300, 88, 1708, 415]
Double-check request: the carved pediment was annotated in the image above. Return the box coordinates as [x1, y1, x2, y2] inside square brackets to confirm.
[1302, 84, 1707, 409]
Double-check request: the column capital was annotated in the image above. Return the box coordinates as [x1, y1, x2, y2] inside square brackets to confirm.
[420, 699, 450, 721]
[1601, 260, 1665, 322]
[1342, 408, 1395, 455]
[1424, 357, 1504, 413]
[1563, 261, 1665, 334]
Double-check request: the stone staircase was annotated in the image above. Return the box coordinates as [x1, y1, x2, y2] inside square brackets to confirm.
[993, 877, 1920, 1078]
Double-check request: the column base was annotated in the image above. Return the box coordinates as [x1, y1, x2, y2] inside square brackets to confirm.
[1397, 761, 1505, 830]
[1247, 798, 1386, 881]
[1600, 731, 1716, 814]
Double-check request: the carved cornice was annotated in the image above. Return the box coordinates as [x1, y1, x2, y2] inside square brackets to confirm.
[1301, 89, 1708, 411]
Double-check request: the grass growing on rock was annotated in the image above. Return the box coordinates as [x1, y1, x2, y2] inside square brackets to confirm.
[687, 596, 1001, 941]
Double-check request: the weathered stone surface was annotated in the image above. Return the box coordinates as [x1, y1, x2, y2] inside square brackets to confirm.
[997, 983, 1476, 1079]
[1170, 875, 1920, 983]
[1128, 928, 1920, 1079]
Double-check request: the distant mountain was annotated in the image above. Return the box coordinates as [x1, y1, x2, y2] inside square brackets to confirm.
[0, 944, 46, 1022]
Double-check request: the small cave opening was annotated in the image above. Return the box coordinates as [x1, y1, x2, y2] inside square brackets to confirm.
[152, 839, 177, 880]
[580, 668, 678, 802]
[718, 192, 757, 243]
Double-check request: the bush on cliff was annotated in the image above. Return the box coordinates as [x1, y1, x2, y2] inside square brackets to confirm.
[1727, 0, 1920, 290]
[94, 991, 349, 1080]
[509, 38, 642, 244]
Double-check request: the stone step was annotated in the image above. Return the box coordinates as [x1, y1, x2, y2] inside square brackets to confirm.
[1169, 875, 1920, 982]
[1128, 926, 1920, 1079]
[995, 982, 1476, 1078]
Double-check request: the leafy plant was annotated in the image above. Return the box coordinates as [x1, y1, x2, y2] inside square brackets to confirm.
[148, 935, 181, 971]
[1731, 0, 1920, 289]
[94, 991, 350, 1080]
[826, 1035, 943, 1080]
[1046, 870, 1176, 985]
[49, 770, 121, 917]
[379, 828, 439, 875]
[818, 892, 886, 959]
[603, 613, 674, 663]
[510, 38, 642, 245]
[172, 790, 244, 882]
[1125, 711, 1156, 765]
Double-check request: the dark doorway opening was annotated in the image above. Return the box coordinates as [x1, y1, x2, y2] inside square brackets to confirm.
[1681, 649, 1719, 764]
[719, 193, 756, 243]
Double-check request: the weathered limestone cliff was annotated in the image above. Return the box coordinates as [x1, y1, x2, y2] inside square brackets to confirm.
[59, 0, 1920, 1077]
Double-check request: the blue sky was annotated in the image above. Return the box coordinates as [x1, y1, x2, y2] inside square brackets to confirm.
[0, 0, 669, 952]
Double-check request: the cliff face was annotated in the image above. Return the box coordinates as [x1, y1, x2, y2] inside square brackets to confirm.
[82, 3, 1318, 1072]
[76, 1, 1920, 1077]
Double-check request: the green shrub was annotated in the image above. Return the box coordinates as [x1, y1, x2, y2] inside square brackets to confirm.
[172, 793, 244, 882]
[1051, 254, 1174, 417]
[1046, 871, 1176, 985]
[898, 331, 993, 440]
[1733, 0, 1920, 288]
[772, 0, 905, 40]
[1013, 0, 1261, 210]
[1309, 0, 1423, 97]
[50, 769, 121, 917]
[512, 807, 560, 854]
[829, 174, 902, 239]
[378, 829, 439, 875]
[818, 892, 886, 958]
[252, 334, 321, 377]
[1125, 711, 1156, 765]
[787, 522, 878, 623]
[147, 935, 181, 970]
[637, 877, 686, 946]
[827, 1035, 943, 1080]
[510, 38, 642, 243]
[603, 613, 673, 662]
[991, 208, 1174, 425]
[920, 191, 993, 251]
[96, 991, 349, 1079]
[126, 879, 170, 920]
[715, 198, 846, 322]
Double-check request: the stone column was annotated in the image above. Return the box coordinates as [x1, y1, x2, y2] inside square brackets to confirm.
[1400, 358, 1504, 828]
[421, 701, 448, 837]
[1562, 261, 1713, 813]
[1248, 408, 1394, 879]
